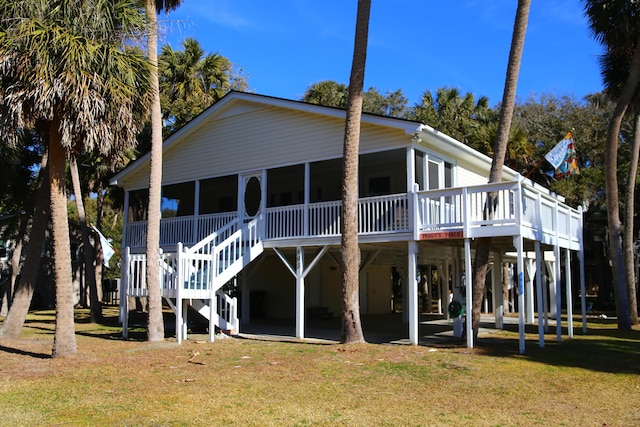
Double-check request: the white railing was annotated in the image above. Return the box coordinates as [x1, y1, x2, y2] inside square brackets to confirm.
[124, 212, 237, 249]
[416, 181, 520, 236]
[123, 181, 582, 250]
[216, 291, 239, 332]
[264, 193, 411, 240]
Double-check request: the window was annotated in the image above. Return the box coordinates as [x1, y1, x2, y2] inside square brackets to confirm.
[414, 151, 454, 190]
[161, 182, 195, 218]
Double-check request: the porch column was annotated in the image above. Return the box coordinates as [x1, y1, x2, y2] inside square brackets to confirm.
[295, 247, 304, 338]
[274, 246, 329, 340]
[565, 248, 573, 339]
[535, 241, 545, 348]
[304, 163, 310, 237]
[554, 240, 562, 342]
[452, 248, 463, 337]
[543, 258, 552, 333]
[408, 241, 419, 345]
[578, 206, 587, 333]
[464, 238, 473, 348]
[524, 256, 535, 324]
[492, 251, 504, 329]
[513, 235, 526, 355]
[194, 180, 200, 242]
[122, 190, 130, 250]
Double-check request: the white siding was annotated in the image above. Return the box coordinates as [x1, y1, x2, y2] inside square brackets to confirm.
[122, 103, 410, 191]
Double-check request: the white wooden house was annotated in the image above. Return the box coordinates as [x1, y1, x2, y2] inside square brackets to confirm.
[110, 91, 585, 353]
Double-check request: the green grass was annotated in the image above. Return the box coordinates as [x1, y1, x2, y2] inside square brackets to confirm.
[1, 308, 639, 426]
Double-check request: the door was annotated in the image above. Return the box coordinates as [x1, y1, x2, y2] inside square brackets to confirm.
[239, 172, 264, 223]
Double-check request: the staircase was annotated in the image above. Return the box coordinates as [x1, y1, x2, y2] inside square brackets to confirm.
[121, 216, 264, 342]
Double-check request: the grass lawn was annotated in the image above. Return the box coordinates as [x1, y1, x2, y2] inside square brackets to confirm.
[1, 307, 639, 426]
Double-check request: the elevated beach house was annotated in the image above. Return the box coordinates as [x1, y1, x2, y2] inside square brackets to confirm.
[111, 91, 585, 352]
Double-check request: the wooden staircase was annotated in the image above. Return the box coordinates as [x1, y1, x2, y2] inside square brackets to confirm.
[121, 216, 263, 342]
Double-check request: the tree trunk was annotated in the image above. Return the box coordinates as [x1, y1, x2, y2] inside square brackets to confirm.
[69, 156, 101, 323]
[340, 0, 370, 344]
[472, 0, 530, 340]
[0, 154, 50, 338]
[145, 0, 165, 342]
[94, 180, 105, 306]
[623, 113, 640, 325]
[49, 124, 77, 357]
[605, 39, 640, 330]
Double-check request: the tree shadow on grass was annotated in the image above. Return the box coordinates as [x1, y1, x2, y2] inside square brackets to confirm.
[0, 344, 50, 359]
[472, 322, 640, 375]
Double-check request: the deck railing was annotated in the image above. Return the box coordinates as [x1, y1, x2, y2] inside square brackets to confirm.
[123, 180, 582, 250]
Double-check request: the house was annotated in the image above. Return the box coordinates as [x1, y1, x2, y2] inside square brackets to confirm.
[110, 91, 585, 353]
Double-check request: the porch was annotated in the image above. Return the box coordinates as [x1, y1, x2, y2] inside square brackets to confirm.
[122, 177, 582, 252]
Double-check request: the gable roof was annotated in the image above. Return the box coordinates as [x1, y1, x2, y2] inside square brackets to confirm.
[110, 91, 521, 188]
[110, 91, 423, 186]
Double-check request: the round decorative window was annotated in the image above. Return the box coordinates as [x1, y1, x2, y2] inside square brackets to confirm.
[244, 176, 261, 216]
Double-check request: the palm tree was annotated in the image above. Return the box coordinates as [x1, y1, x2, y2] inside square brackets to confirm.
[159, 38, 232, 132]
[411, 87, 493, 153]
[341, 0, 371, 344]
[471, 0, 531, 339]
[144, 0, 183, 343]
[0, 0, 152, 356]
[583, 0, 640, 329]
[303, 80, 350, 109]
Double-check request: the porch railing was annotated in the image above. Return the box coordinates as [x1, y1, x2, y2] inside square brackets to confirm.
[122, 180, 582, 250]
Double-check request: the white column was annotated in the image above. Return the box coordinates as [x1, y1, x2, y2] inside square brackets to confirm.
[554, 242, 562, 343]
[514, 235, 526, 355]
[565, 248, 573, 339]
[535, 241, 545, 348]
[194, 180, 200, 242]
[579, 238, 587, 334]
[408, 241, 419, 345]
[492, 252, 504, 329]
[464, 238, 473, 349]
[524, 257, 535, 324]
[295, 246, 305, 339]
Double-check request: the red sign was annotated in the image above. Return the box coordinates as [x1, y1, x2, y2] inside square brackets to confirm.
[419, 230, 463, 240]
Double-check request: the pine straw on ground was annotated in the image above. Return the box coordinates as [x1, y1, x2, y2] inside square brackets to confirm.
[1, 308, 639, 427]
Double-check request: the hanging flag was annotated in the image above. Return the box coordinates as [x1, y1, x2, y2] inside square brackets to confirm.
[92, 225, 115, 267]
[544, 132, 579, 179]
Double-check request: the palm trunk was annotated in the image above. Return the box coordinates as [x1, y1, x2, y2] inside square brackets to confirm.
[94, 181, 105, 306]
[623, 113, 640, 325]
[69, 157, 101, 323]
[605, 39, 640, 330]
[49, 124, 77, 357]
[145, 0, 165, 342]
[472, 0, 530, 339]
[340, 0, 370, 344]
[0, 153, 49, 338]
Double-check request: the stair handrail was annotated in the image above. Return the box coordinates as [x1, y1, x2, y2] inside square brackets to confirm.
[186, 217, 240, 255]
[212, 216, 263, 285]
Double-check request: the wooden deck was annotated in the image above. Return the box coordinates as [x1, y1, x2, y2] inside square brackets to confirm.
[123, 179, 582, 252]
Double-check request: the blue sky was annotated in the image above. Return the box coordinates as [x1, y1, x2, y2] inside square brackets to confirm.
[161, 0, 604, 108]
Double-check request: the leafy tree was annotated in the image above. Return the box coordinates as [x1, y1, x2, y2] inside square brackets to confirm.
[0, 0, 152, 356]
[302, 80, 410, 118]
[341, 0, 371, 344]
